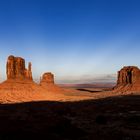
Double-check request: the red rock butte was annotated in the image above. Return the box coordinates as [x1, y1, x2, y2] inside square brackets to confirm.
[114, 66, 140, 92]
[40, 72, 55, 85]
[7, 55, 33, 80]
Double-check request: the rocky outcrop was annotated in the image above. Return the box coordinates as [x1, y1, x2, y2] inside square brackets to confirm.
[6, 55, 33, 80]
[40, 72, 54, 86]
[40, 72, 68, 94]
[114, 66, 140, 92]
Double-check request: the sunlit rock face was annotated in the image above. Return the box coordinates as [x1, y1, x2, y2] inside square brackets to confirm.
[114, 66, 140, 92]
[6, 55, 33, 80]
[40, 72, 55, 86]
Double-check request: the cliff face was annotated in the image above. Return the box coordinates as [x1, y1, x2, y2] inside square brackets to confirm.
[114, 66, 140, 92]
[6, 55, 33, 80]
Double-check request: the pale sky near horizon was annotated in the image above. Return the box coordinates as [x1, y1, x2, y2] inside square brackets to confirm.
[0, 0, 140, 83]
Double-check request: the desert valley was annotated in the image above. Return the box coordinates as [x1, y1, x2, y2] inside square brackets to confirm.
[0, 0, 140, 139]
[1, 55, 140, 103]
[0, 55, 139, 140]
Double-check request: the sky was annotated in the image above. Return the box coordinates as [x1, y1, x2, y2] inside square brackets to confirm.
[0, 0, 140, 83]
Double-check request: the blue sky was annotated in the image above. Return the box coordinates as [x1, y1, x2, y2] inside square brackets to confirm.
[0, 0, 140, 83]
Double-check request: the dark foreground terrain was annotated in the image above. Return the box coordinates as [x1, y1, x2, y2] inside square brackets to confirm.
[0, 95, 140, 140]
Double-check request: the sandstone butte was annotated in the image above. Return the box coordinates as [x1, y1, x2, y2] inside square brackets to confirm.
[0, 55, 95, 103]
[6, 55, 33, 80]
[113, 66, 140, 93]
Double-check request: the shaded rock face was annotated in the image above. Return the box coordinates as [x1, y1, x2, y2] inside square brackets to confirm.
[114, 66, 140, 91]
[40, 72, 54, 86]
[6, 55, 33, 80]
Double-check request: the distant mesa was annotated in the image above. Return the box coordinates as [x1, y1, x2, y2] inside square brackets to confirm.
[117, 66, 140, 85]
[7, 55, 33, 80]
[40, 72, 55, 86]
[114, 66, 140, 92]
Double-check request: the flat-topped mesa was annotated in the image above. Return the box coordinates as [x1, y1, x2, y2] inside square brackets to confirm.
[6, 55, 33, 80]
[40, 72, 55, 86]
[114, 66, 140, 91]
[117, 66, 140, 85]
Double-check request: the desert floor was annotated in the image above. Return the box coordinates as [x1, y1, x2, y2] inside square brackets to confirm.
[0, 94, 139, 140]
[0, 83, 139, 140]
[0, 81, 116, 103]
